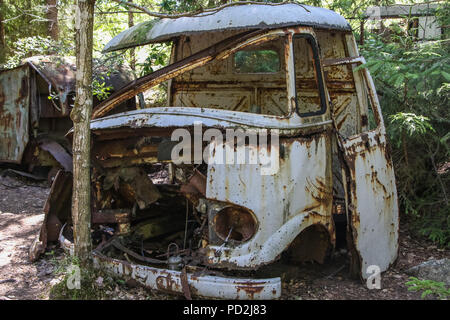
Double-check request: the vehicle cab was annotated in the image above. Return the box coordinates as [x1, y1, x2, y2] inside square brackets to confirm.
[32, 3, 399, 300]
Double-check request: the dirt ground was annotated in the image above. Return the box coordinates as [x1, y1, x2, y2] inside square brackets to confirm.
[0, 172, 448, 300]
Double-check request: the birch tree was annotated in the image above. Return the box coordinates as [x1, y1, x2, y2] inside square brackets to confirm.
[46, 0, 59, 40]
[71, 0, 95, 265]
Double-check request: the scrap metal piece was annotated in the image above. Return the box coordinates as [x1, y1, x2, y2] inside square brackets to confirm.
[92, 209, 131, 235]
[180, 267, 192, 300]
[29, 170, 72, 261]
[103, 167, 162, 209]
[39, 140, 73, 172]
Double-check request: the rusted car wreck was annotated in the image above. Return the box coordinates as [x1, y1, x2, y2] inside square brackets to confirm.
[30, 3, 399, 299]
[0, 56, 136, 180]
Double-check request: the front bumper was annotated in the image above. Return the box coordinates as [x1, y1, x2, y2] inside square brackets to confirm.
[59, 229, 281, 300]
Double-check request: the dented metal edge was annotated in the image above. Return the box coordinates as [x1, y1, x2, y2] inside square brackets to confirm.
[87, 107, 333, 133]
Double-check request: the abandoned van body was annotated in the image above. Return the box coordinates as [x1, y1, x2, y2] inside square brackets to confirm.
[32, 3, 399, 299]
[0, 56, 136, 176]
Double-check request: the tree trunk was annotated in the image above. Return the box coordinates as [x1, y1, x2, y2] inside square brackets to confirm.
[128, 10, 135, 71]
[47, 0, 59, 40]
[0, 0, 6, 63]
[71, 0, 95, 265]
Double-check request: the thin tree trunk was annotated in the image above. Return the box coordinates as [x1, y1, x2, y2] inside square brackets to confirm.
[0, 0, 6, 63]
[47, 0, 59, 40]
[71, 0, 95, 265]
[128, 10, 135, 71]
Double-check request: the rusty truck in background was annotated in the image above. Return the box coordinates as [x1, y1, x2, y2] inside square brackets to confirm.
[29, 3, 399, 299]
[0, 56, 137, 181]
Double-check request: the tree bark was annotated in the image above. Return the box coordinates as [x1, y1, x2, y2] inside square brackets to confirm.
[47, 0, 59, 40]
[71, 0, 95, 265]
[0, 0, 6, 63]
[128, 10, 135, 71]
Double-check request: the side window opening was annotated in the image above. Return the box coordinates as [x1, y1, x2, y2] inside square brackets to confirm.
[234, 49, 280, 73]
[293, 35, 327, 117]
[359, 71, 380, 132]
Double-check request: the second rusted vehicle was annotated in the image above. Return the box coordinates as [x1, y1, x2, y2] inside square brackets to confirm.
[0, 56, 136, 180]
[31, 3, 399, 299]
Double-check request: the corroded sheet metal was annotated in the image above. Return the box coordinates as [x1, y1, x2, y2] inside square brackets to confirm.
[103, 3, 351, 52]
[205, 131, 334, 268]
[92, 251, 281, 299]
[0, 65, 29, 163]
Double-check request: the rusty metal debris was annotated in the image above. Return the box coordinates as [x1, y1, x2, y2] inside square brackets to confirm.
[29, 3, 399, 299]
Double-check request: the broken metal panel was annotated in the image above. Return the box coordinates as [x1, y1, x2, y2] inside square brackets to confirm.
[25, 56, 76, 94]
[103, 3, 351, 52]
[205, 130, 334, 268]
[29, 170, 72, 261]
[39, 140, 73, 172]
[318, 31, 362, 138]
[0, 65, 30, 163]
[102, 167, 162, 209]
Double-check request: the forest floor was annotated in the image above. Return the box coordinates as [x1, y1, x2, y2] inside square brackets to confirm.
[0, 172, 448, 300]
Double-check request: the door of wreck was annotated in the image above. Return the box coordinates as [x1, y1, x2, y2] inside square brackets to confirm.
[333, 59, 399, 279]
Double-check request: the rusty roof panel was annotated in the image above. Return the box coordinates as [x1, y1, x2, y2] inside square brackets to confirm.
[24, 56, 76, 93]
[103, 3, 351, 52]
[23, 56, 133, 95]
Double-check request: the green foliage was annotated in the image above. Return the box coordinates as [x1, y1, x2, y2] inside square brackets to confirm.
[360, 22, 450, 246]
[92, 78, 114, 101]
[49, 254, 117, 300]
[0, 36, 73, 69]
[389, 113, 435, 145]
[139, 43, 170, 75]
[406, 277, 450, 300]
